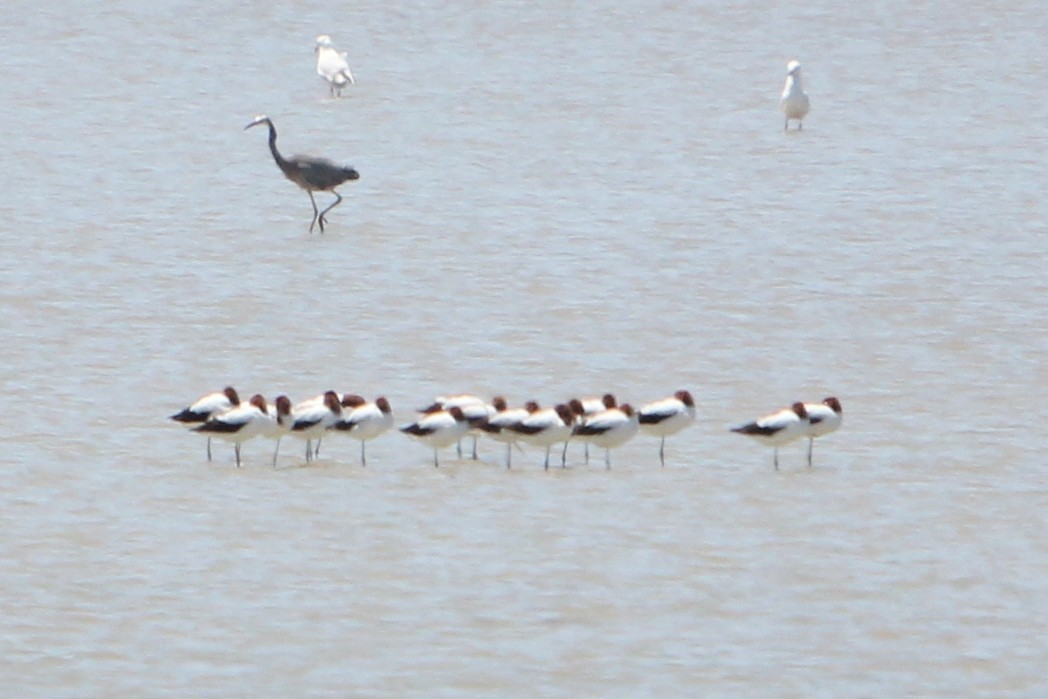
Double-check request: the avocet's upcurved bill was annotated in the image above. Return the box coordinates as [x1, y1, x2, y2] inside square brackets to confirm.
[731, 401, 810, 470]
[475, 397, 540, 468]
[290, 390, 343, 462]
[508, 404, 575, 470]
[193, 394, 275, 467]
[329, 396, 394, 466]
[802, 396, 843, 467]
[572, 404, 639, 469]
[170, 386, 241, 461]
[780, 59, 810, 130]
[400, 406, 470, 467]
[638, 390, 697, 466]
[315, 34, 355, 97]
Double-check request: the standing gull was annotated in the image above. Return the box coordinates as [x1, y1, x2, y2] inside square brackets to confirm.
[315, 35, 355, 97]
[780, 60, 810, 130]
[244, 115, 360, 233]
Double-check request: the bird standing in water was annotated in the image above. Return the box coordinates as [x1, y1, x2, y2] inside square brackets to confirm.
[315, 35, 355, 97]
[802, 396, 843, 467]
[244, 114, 360, 233]
[731, 401, 810, 470]
[780, 60, 810, 130]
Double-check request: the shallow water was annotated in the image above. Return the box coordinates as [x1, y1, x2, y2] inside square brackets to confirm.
[2, 0, 1047, 695]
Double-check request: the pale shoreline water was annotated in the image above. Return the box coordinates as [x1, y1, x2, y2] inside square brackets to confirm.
[2, 0, 1047, 695]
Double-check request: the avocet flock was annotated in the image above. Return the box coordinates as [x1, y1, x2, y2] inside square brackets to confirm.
[170, 388, 843, 471]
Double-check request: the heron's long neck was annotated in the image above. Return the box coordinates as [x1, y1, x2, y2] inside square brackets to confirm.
[266, 122, 292, 173]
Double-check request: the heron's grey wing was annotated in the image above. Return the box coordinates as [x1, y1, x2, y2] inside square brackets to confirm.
[294, 155, 352, 189]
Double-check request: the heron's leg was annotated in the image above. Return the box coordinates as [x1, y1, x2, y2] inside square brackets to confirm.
[318, 191, 344, 230]
[308, 191, 320, 233]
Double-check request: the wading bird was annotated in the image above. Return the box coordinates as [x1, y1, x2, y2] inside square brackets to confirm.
[244, 115, 360, 233]
[731, 402, 810, 470]
[399, 406, 470, 467]
[193, 394, 276, 467]
[802, 396, 843, 467]
[780, 60, 810, 130]
[568, 393, 617, 463]
[508, 404, 575, 470]
[329, 396, 394, 466]
[638, 390, 697, 467]
[572, 404, 639, 469]
[475, 398, 540, 468]
[290, 390, 345, 462]
[170, 386, 241, 461]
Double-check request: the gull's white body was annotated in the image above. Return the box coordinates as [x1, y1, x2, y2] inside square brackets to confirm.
[780, 60, 810, 130]
[316, 35, 354, 97]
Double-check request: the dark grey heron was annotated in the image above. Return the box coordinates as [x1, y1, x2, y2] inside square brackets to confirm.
[244, 114, 360, 233]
